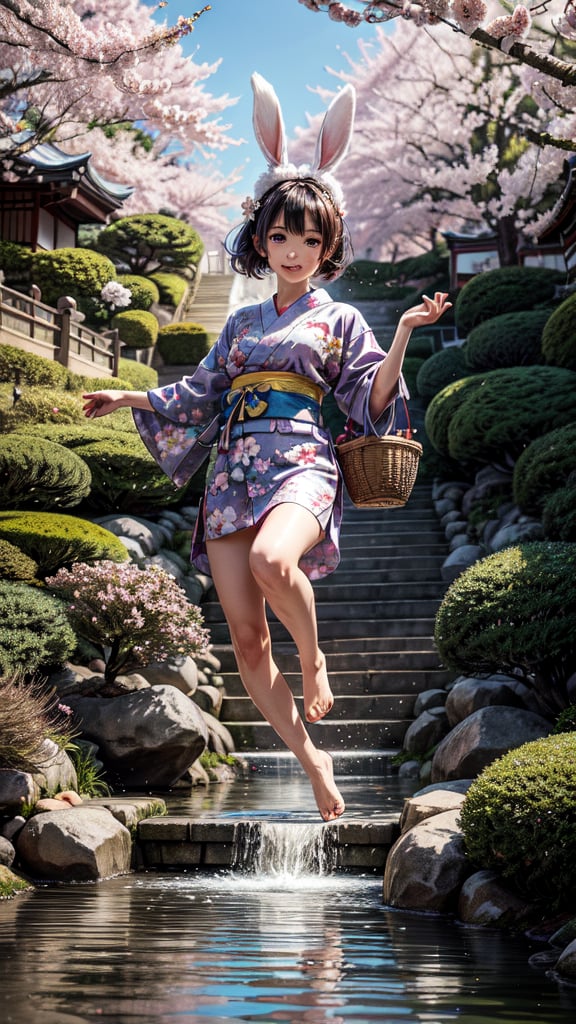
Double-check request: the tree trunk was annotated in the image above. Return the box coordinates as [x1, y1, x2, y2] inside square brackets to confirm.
[496, 216, 520, 267]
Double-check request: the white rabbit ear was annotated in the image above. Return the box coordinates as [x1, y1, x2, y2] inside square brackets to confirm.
[251, 72, 288, 168]
[312, 84, 356, 174]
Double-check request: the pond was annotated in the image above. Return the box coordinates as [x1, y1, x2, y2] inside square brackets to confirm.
[1, 757, 575, 1024]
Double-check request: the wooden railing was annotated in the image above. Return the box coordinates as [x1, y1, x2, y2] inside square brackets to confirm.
[0, 283, 122, 377]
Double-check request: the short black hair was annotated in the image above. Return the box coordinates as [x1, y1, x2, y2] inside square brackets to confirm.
[225, 178, 352, 281]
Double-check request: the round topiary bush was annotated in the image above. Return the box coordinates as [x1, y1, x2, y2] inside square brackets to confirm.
[424, 375, 484, 456]
[541, 291, 576, 371]
[117, 357, 158, 390]
[117, 274, 160, 310]
[434, 541, 576, 712]
[542, 483, 576, 542]
[148, 271, 188, 307]
[0, 388, 85, 434]
[0, 511, 128, 578]
[465, 309, 550, 371]
[459, 733, 576, 909]
[31, 248, 116, 309]
[0, 344, 71, 388]
[0, 581, 77, 675]
[156, 322, 211, 365]
[454, 267, 562, 337]
[71, 436, 186, 512]
[512, 423, 576, 515]
[112, 309, 159, 348]
[0, 241, 32, 287]
[416, 346, 470, 403]
[446, 366, 576, 464]
[0, 538, 38, 582]
[0, 435, 92, 510]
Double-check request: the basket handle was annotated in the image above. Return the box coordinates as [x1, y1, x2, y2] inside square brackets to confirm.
[336, 394, 415, 444]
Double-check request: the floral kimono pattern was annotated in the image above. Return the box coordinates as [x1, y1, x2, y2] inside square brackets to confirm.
[133, 288, 406, 580]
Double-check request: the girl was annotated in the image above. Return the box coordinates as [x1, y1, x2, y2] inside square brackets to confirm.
[83, 74, 451, 821]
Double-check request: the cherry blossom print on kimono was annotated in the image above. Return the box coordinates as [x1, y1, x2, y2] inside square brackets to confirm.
[133, 288, 407, 580]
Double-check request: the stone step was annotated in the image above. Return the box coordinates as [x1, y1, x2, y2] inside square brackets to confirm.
[227, 718, 408, 750]
[311, 581, 447, 601]
[208, 617, 437, 643]
[214, 644, 443, 672]
[203, 597, 441, 625]
[340, 515, 443, 532]
[220, 665, 450, 699]
[222, 693, 417, 722]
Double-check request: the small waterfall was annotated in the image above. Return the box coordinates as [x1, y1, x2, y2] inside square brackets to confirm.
[232, 820, 338, 877]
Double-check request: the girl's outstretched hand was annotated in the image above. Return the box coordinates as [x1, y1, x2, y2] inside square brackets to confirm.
[399, 292, 452, 330]
[83, 390, 126, 418]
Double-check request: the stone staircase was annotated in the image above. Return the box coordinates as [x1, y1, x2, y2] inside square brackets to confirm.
[181, 271, 234, 332]
[203, 484, 452, 755]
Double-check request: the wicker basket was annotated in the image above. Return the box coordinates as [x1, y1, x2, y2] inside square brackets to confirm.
[336, 433, 423, 508]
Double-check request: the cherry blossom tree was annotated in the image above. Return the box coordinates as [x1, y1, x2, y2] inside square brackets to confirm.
[297, 1, 576, 90]
[290, 17, 574, 262]
[0, 1, 243, 245]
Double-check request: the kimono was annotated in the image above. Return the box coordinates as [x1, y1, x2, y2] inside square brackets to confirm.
[133, 287, 405, 580]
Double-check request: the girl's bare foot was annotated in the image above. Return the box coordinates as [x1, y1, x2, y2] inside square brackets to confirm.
[303, 651, 334, 723]
[308, 750, 345, 822]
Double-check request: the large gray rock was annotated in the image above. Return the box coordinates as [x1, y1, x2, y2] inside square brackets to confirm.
[431, 706, 550, 782]
[16, 807, 131, 881]
[94, 515, 167, 554]
[141, 656, 199, 695]
[0, 770, 41, 812]
[31, 739, 78, 794]
[445, 674, 524, 727]
[458, 869, 534, 928]
[0, 835, 15, 867]
[403, 708, 450, 756]
[552, 938, 576, 981]
[383, 809, 470, 913]
[441, 545, 483, 582]
[65, 685, 208, 788]
[399, 790, 466, 833]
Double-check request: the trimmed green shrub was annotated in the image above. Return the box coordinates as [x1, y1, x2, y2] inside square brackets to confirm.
[117, 357, 158, 390]
[0, 511, 128, 578]
[454, 267, 563, 337]
[31, 248, 116, 309]
[465, 309, 550, 371]
[148, 271, 188, 307]
[402, 357, 426, 398]
[407, 334, 435, 359]
[70, 437, 184, 513]
[96, 213, 204, 274]
[513, 423, 576, 515]
[0, 388, 85, 433]
[542, 484, 576, 542]
[0, 344, 70, 387]
[459, 734, 576, 909]
[156, 321, 211, 365]
[446, 366, 576, 464]
[0, 582, 77, 675]
[416, 346, 469, 403]
[434, 541, 576, 713]
[0, 538, 38, 582]
[0, 241, 32, 286]
[0, 435, 92, 510]
[541, 292, 576, 371]
[112, 309, 159, 349]
[424, 375, 484, 457]
[117, 274, 160, 310]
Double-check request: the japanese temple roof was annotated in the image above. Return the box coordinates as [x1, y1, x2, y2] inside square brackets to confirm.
[3, 130, 133, 221]
[537, 157, 576, 244]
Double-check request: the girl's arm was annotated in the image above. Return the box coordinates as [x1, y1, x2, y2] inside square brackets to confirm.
[369, 292, 451, 419]
[83, 389, 153, 418]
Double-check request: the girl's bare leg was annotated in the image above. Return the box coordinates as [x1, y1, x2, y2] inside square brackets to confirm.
[248, 502, 334, 724]
[206, 527, 344, 821]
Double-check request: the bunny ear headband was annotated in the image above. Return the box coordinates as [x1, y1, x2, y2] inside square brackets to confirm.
[242, 72, 356, 220]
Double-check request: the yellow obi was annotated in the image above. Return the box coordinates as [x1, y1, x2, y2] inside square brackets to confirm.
[221, 371, 324, 449]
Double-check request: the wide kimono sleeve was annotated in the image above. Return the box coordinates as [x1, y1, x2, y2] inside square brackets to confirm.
[132, 321, 233, 487]
[330, 304, 409, 436]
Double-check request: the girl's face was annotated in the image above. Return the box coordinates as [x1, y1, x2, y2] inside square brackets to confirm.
[256, 212, 325, 287]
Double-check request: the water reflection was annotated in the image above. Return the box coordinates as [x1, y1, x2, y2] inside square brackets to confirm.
[1, 872, 575, 1024]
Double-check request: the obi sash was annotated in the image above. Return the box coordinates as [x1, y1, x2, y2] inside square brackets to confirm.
[220, 371, 323, 450]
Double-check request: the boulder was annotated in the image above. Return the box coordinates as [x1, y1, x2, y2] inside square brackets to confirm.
[16, 806, 131, 881]
[0, 835, 15, 867]
[445, 674, 525, 727]
[413, 689, 447, 716]
[403, 707, 450, 756]
[383, 809, 470, 913]
[440, 545, 483, 582]
[552, 938, 576, 981]
[0, 770, 41, 813]
[399, 789, 466, 833]
[431, 706, 550, 782]
[94, 515, 166, 553]
[193, 685, 224, 716]
[64, 685, 208, 788]
[31, 739, 78, 795]
[458, 869, 535, 928]
[141, 656, 199, 695]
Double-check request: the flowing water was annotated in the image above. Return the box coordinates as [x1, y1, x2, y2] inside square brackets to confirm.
[2, 758, 576, 1024]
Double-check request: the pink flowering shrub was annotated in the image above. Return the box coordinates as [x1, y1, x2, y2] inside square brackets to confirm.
[46, 561, 210, 683]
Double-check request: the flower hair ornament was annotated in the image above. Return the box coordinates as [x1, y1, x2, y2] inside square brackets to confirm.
[243, 71, 356, 220]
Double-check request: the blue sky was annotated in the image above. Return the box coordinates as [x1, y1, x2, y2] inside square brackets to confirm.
[153, 0, 390, 195]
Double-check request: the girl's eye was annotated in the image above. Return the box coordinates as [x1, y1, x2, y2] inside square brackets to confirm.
[269, 233, 285, 243]
[306, 238, 321, 248]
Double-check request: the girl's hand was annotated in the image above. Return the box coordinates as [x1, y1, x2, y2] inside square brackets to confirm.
[399, 292, 452, 330]
[83, 390, 127, 418]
